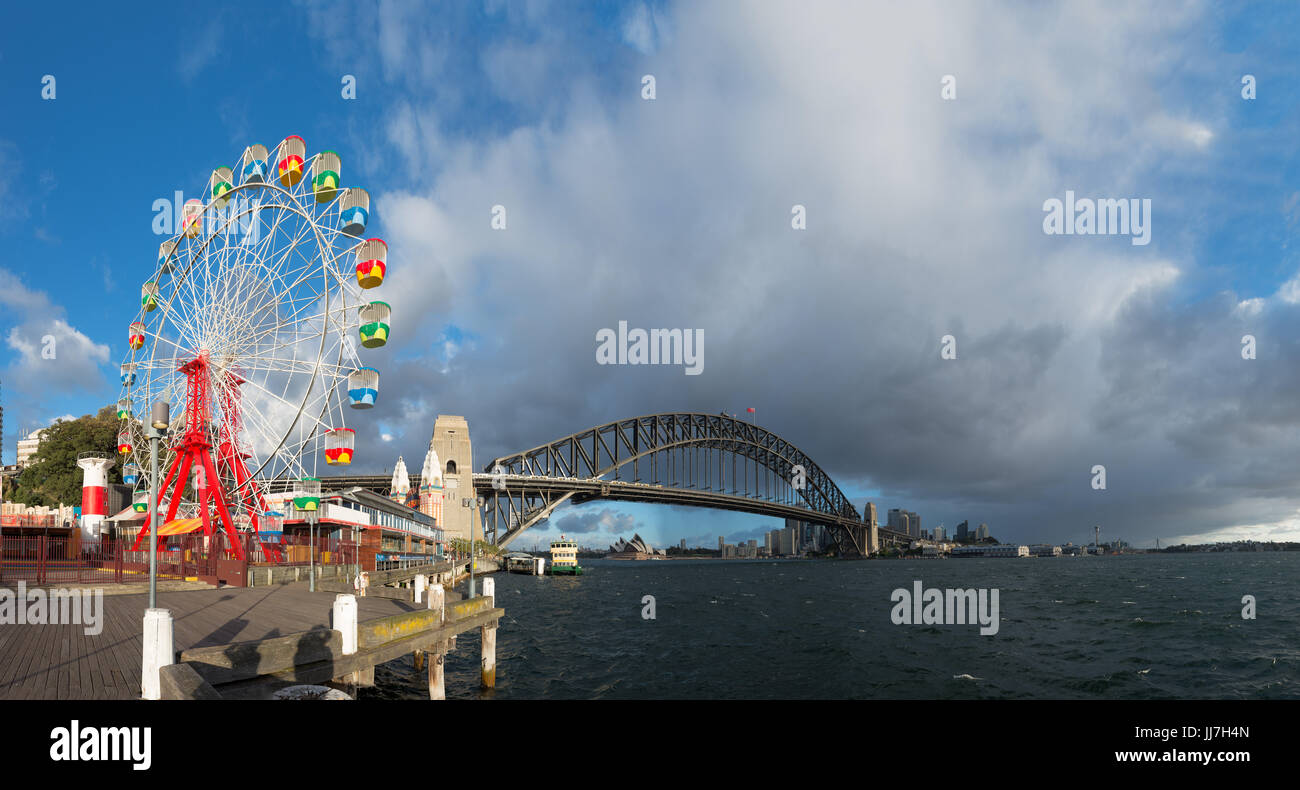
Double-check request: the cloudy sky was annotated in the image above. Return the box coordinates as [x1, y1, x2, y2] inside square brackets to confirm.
[2, 1, 1299, 548]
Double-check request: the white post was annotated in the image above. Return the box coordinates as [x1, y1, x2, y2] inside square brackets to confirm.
[483, 575, 495, 605]
[141, 608, 174, 700]
[332, 594, 358, 655]
[414, 573, 427, 604]
[429, 583, 445, 624]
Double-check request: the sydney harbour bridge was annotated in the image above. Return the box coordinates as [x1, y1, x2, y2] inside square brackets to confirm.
[324, 412, 911, 557]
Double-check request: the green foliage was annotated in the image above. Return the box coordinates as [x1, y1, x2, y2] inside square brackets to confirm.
[8, 406, 124, 508]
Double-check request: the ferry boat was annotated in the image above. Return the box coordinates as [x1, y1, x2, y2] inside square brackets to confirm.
[546, 535, 584, 576]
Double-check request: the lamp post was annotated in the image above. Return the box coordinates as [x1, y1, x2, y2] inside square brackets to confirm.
[145, 401, 169, 610]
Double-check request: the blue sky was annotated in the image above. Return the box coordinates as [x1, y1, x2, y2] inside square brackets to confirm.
[4, 2, 1300, 548]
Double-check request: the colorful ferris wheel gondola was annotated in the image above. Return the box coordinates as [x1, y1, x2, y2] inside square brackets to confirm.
[339, 187, 369, 236]
[324, 427, 355, 465]
[292, 477, 321, 512]
[276, 135, 306, 187]
[128, 321, 146, 350]
[141, 281, 159, 313]
[117, 428, 132, 456]
[209, 167, 234, 209]
[347, 367, 380, 409]
[182, 199, 204, 238]
[358, 301, 390, 348]
[123, 462, 140, 486]
[355, 239, 387, 288]
[240, 143, 269, 185]
[312, 150, 341, 203]
[158, 239, 178, 275]
[120, 362, 136, 386]
[116, 398, 132, 420]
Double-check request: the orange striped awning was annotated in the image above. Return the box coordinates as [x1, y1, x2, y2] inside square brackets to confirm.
[150, 518, 206, 536]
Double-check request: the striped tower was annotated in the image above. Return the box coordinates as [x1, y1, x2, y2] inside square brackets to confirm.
[76, 455, 115, 544]
[419, 445, 444, 526]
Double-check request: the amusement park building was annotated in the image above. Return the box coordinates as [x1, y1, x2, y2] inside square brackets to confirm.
[265, 486, 444, 569]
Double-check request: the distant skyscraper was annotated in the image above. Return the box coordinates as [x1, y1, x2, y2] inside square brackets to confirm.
[976, 523, 989, 540]
[680, 538, 686, 550]
[718, 536, 725, 552]
[888, 508, 903, 531]
[956, 520, 969, 541]
[909, 512, 921, 539]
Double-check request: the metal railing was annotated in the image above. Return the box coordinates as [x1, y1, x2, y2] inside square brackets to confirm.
[0, 533, 359, 585]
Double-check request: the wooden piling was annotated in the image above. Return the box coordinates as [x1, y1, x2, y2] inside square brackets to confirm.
[428, 643, 446, 700]
[481, 625, 497, 689]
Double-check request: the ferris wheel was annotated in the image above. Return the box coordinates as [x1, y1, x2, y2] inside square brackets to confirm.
[120, 136, 393, 559]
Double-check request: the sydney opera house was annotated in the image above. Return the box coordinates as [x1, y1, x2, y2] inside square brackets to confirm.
[607, 533, 667, 560]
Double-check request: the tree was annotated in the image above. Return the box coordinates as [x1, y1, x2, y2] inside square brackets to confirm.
[8, 406, 124, 508]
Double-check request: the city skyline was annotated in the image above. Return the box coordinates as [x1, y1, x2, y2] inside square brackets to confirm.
[2, 2, 1299, 549]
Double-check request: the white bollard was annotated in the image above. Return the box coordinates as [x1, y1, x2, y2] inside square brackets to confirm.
[332, 594, 358, 655]
[141, 608, 174, 700]
[483, 576, 495, 606]
[414, 574, 427, 603]
[429, 584, 445, 624]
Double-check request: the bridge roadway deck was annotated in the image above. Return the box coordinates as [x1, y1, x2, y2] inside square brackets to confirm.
[0, 584, 424, 700]
[317, 473, 909, 547]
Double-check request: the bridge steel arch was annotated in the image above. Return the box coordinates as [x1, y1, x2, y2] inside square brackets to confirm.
[479, 413, 871, 556]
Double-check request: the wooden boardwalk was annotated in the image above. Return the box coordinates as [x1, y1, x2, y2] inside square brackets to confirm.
[0, 584, 424, 700]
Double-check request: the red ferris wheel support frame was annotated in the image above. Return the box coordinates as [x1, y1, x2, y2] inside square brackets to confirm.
[129, 352, 279, 561]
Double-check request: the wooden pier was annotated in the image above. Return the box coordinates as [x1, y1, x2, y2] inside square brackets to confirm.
[0, 573, 502, 700]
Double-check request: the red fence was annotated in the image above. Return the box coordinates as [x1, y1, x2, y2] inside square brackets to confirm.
[0, 533, 357, 586]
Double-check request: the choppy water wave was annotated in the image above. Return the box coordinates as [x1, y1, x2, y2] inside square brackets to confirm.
[361, 554, 1300, 700]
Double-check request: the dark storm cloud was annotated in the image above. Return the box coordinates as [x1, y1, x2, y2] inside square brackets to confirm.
[318, 2, 1296, 545]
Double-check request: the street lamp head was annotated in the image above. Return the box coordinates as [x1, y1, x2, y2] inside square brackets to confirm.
[151, 401, 170, 432]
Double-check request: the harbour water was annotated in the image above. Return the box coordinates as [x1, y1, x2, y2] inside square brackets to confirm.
[364, 553, 1300, 699]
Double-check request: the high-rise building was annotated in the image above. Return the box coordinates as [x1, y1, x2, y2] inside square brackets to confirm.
[718, 536, 725, 552]
[976, 523, 989, 540]
[909, 512, 921, 539]
[888, 508, 903, 531]
[932, 526, 946, 541]
[16, 428, 46, 467]
[956, 520, 969, 541]
[680, 538, 686, 550]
